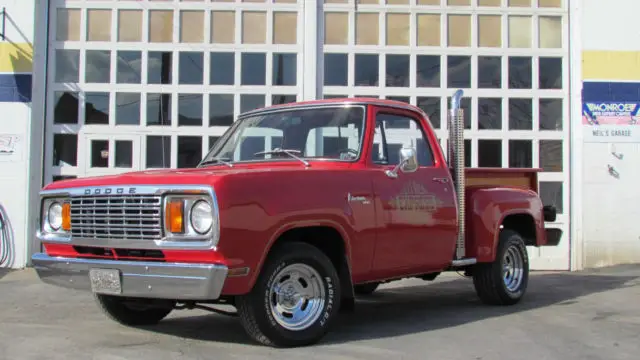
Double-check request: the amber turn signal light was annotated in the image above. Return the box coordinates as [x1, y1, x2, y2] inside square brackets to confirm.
[61, 202, 71, 231]
[165, 199, 184, 233]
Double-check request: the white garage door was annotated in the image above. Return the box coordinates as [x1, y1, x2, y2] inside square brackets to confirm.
[321, 0, 570, 270]
[45, 0, 306, 180]
[42, 0, 570, 270]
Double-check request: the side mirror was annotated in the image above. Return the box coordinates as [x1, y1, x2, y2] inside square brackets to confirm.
[399, 146, 418, 173]
[385, 145, 418, 179]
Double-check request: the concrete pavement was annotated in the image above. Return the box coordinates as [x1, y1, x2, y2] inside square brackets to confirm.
[0, 266, 639, 359]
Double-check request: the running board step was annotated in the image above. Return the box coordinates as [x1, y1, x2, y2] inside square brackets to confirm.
[451, 258, 477, 267]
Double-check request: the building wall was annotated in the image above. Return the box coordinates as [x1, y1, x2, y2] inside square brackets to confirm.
[0, 0, 36, 268]
[581, 0, 640, 268]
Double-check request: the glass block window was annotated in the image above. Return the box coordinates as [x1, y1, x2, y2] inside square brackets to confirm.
[322, 0, 568, 230]
[45, 0, 303, 179]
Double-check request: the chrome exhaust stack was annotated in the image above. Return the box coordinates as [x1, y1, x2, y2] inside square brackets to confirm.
[449, 90, 476, 266]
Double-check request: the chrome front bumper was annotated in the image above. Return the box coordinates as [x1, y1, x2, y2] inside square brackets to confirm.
[31, 253, 228, 300]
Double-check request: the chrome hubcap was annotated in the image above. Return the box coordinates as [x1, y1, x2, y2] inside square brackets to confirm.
[269, 264, 326, 331]
[502, 246, 524, 292]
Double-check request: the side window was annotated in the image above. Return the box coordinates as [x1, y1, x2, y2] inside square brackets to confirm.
[371, 113, 435, 167]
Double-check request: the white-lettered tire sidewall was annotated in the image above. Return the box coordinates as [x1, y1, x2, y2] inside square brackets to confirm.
[498, 231, 529, 300]
[253, 244, 341, 346]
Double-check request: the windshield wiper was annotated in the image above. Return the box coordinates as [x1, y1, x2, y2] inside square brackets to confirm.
[199, 157, 233, 168]
[254, 148, 310, 167]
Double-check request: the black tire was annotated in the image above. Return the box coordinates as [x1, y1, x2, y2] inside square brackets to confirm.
[236, 242, 342, 348]
[354, 282, 380, 295]
[94, 294, 174, 326]
[472, 229, 529, 306]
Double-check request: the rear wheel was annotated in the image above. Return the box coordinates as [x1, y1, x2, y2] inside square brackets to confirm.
[94, 294, 174, 326]
[236, 242, 341, 347]
[472, 229, 529, 305]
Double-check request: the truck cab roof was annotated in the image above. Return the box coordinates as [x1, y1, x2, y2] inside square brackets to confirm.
[238, 97, 431, 121]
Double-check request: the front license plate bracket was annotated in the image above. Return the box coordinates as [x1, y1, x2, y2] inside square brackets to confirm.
[89, 268, 122, 295]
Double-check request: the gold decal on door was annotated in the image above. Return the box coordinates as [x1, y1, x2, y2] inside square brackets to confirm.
[388, 181, 441, 212]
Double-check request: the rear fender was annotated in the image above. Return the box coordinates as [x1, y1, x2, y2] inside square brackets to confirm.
[465, 186, 546, 263]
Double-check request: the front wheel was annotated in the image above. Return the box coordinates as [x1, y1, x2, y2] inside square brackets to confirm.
[236, 242, 342, 347]
[472, 229, 529, 305]
[94, 294, 174, 326]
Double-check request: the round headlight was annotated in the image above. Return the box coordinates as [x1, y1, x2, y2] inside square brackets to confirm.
[48, 202, 63, 231]
[190, 201, 213, 234]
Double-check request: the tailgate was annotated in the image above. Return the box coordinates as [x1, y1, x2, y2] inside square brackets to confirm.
[463, 168, 539, 192]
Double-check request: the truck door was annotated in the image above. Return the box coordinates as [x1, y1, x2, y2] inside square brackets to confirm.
[369, 107, 458, 276]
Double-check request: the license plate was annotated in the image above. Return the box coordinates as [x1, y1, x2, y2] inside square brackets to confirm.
[89, 268, 122, 295]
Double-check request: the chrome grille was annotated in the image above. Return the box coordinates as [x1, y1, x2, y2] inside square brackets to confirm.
[70, 194, 163, 241]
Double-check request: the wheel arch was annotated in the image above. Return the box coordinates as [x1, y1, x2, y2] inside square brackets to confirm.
[490, 210, 538, 259]
[500, 212, 538, 247]
[248, 221, 355, 305]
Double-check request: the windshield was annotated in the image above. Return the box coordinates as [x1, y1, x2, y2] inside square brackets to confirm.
[200, 105, 366, 166]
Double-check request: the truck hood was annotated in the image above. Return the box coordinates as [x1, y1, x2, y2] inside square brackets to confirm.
[43, 166, 285, 191]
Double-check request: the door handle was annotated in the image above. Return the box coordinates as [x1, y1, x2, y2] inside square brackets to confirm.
[432, 177, 449, 184]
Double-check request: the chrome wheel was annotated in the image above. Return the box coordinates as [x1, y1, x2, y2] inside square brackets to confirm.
[268, 263, 326, 332]
[473, 229, 529, 306]
[502, 245, 524, 292]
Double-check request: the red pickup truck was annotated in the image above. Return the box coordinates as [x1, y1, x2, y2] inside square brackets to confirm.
[32, 90, 560, 347]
